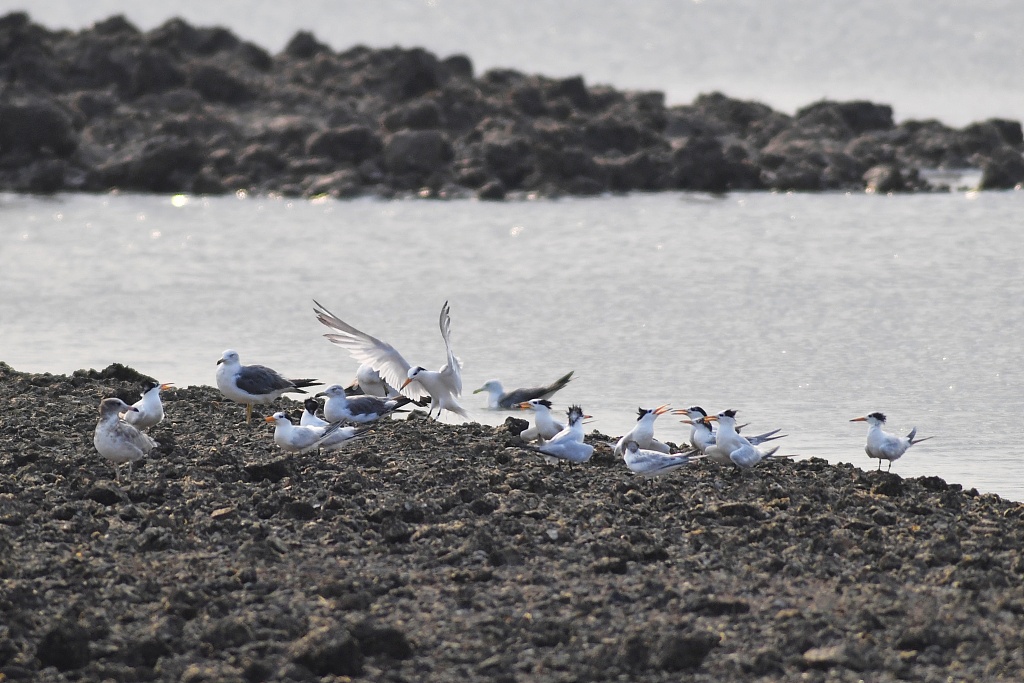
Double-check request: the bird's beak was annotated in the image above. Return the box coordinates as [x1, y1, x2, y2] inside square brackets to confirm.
[160, 383, 174, 390]
[679, 418, 694, 425]
[400, 378, 413, 389]
[583, 414, 593, 420]
[264, 416, 275, 423]
[850, 416, 868, 422]
[704, 415, 719, 422]
[216, 358, 224, 365]
[654, 405, 670, 416]
[670, 409, 690, 415]
[515, 402, 530, 410]
[472, 387, 484, 394]
[315, 391, 326, 397]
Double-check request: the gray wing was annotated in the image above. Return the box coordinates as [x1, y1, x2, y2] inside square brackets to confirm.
[235, 364, 296, 395]
[496, 371, 574, 409]
[345, 395, 390, 417]
[114, 422, 157, 454]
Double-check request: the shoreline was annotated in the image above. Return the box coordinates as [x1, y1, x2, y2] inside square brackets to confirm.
[1, 361, 1023, 681]
[1, 11, 1023, 200]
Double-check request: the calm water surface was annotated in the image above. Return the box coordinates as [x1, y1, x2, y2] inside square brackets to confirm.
[2, 191, 1022, 500]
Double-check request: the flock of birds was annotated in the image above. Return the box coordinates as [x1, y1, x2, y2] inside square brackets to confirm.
[92, 300, 933, 483]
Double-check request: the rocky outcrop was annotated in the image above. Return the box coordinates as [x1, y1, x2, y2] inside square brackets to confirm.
[0, 11, 1022, 198]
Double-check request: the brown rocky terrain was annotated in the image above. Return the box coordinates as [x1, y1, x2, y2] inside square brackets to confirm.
[1, 12, 1023, 199]
[1, 360, 1022, 682]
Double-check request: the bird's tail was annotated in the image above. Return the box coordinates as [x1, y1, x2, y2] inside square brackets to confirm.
[289, 378, 322, 392]
[761, 445, 781, 458]
[749, 428, 787, 444]
[907, 427, 934, 446]
[344, 381, 365, 396]
[545, 370, 575, 396]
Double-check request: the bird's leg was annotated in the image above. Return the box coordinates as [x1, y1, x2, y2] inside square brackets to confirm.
[246, 403, 253, 424]
[115, 463, 121, 484]
[887, 461, 892, 473]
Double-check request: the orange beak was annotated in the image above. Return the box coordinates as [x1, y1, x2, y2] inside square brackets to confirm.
[679, 418, 694, 425]
[160, 383, 174, 390]
[850, 416, 868, 422]
[400, 378, 413, 390]
[264, 416, 275, 423]
[653, 405, 670, 416]
[516, 401, 532, 410]
[704, 415, 719, 422]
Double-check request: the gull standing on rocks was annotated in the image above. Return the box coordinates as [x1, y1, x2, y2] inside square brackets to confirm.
[216, 349, 320, 424]
[613, 405, 671, 457]
[622, 441, 704, 478]
[533, 405, 594, 465]
[850, 412, 933, 471]
[313, 300, 468, 419]
[473, 371, 574, 410]
[122, 380, 173, 430]
[705, 409, 786, 470]
[265, 412, 367, 453]
[319, 384, 414, 424]
[516, 398, 566, 443]
[94, 397, 158, 482]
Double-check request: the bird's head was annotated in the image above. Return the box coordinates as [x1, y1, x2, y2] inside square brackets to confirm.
[473, 380, 501, 395]
[303, 398, 321, 413]
[100, 397, 135, 416]
[217, 349, 239, 366]
[318, 384, 347, 399]
[567, 405, 592, 425]
[265, 412, 289, 425]
[851, 412, 886, 426]
[400, 366, 426, 389]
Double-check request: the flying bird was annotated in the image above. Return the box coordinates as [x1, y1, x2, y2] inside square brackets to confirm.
[473, 371, 574, 410]
[216, 349, 319, 423]
[313, 300, 467, 419]
[850, 412, 933, 471]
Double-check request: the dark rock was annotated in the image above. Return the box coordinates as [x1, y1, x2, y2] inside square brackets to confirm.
[0, 99, 77, 157]
[383, 129, 453, 174]
[442, 54, 474, 80]
[187, 64, 253, 104]
[476, 180, 506, 201]
[305, 125, 382, 163]
[382, 98, 444, 131]
[351, 621, 413, 659]
[85, 484, 125, 506]
[283, 31, 331, 59]
[978, 149, 1024, 189]
[36, 621, 91, 671]
[290, 625, 363, 676]
[654, 631, 719, 671]
[863, 163, 907, 193]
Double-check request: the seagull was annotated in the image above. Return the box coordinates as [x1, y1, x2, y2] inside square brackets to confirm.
[319, 384, 413, 423]
[346, 362, 401, 397]
[313, 299, 468, 419]
[622, 441, 703, 478]
[674, 406, 786, 456]
[613, 405, 671, 457]
[516, 398, 566, 443]
[532, 405, 594, 465]
[94, 397, 158, 482]
[300, 397, 328, 427]
[704, 409, 786, 470]
[850, 412, 933, 471]
[122, 380, 173, 430]
[265, 411, 367, 453]
[473, 371, 574, 410]
[216, 349, 320, 424]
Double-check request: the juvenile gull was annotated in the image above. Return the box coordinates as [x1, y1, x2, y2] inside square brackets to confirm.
[319, 384, 413, 424]
[314, 299, 468, 419]
[265, 411, 367, 453]
[122, 380, 173, 430]
[94, 397, 158, 482]
[613, 405, 671, 457]
[850, 412, 933, 471]
[473, 370, 574, 410]
[516, 398, 566, 443]
[216, 349, 320, 424]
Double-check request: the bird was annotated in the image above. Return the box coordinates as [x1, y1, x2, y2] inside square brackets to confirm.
[473, 371, 574, 410]
[122, 380, 173, 430]
[300, 397, 328, 427]
[215, 349, 320, 424]
[674, 406, 786, 456]
[516, 398, 566, 443]
[704, 409, 786, 470]
[318, 384, 414, 424]
[850, 412, 933, 471]
[345, 362, 401, 397]
[532, 405, 594, 465]
[613, 405, 671, 457]
[94, 397, 158, 482]
[313, 299, 468, 419]
[622, 440, 703, 478]
[265, 411, 367, 453]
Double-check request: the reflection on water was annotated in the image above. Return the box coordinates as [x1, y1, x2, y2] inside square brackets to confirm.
[2, 191, 1022, 500]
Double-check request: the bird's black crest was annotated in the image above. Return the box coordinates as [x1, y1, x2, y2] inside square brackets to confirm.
[636, 407, 651, 421]
[303, 398, 320, 411]
[142, 380, 159, 392]
[722, 409, 738, 418]
[568, 404, 584, 420]
[536, 399, 553, 409]
[868, 411, 886, 422]
[688, 406, 707, 417]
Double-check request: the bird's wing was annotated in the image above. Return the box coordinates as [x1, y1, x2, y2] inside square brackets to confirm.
[499, 370, 575, 408]
[747, 428, 786, 445]
[346, 395, 388, 416]
[116, 423, 157, 454]
[313, 300, 423, 400]
[437, 300, 462, 395]
[235, 364, 294, 395]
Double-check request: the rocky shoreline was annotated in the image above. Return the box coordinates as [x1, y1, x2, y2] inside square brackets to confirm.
[2, 12, 1024, 199]
[1, 360, 1023, 682]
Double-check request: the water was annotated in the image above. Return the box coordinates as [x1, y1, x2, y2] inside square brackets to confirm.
[2, 190, 1022, 500]
[3, 0, 1022, 126]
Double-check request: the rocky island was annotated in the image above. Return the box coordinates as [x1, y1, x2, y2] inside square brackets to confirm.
[1, 11, 1023, 199]
[0, 361, 1022, 681]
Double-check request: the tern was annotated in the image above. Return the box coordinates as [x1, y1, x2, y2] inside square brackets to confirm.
[265, 411, 367, 453]
[216, 349, 320, 424]
[122, 380, 173, 430]
[313, 300, 468, 419]
[319, 384, 413, 423]
[94, 397, 158, 482]
[473, 371, 574, 410]
[532, 405, 594, 465]
[613, 405, 671, 457]
[516, 398, 566, 443]
[300, 397, 329, 427]
[622, 441, 703, 478]
[704, 410, 786, 470]
[850, 412, 933, 471]
[674, 406, 785, 456]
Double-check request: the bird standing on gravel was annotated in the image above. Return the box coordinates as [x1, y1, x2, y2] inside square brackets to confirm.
[516, 398, 566, 443]
[473, 370, 574, 410]
[122, 380, 173, 430]
[613, 405, 671, 457]
[216, 349, 320, 424]
[319, 384, 413, 423]
[850, 412, 933, 471]
[94, 397, 158, 483]
[265, 411, 367, 453]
